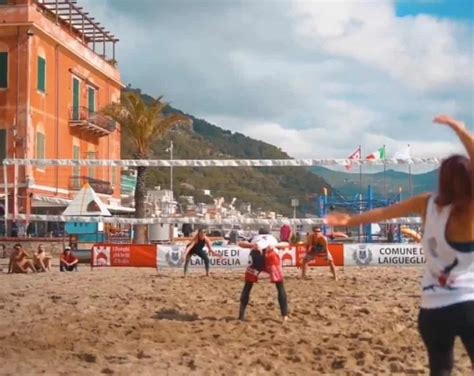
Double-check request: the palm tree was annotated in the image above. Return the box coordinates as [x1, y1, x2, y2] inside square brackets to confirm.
[103, 92, 191, 243]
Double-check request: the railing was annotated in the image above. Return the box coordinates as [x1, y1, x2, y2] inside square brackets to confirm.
[69, 106, 116, 134]
[69, 176, 114, 195]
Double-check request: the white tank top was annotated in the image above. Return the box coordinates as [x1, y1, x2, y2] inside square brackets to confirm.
[420, 195, 474, 309]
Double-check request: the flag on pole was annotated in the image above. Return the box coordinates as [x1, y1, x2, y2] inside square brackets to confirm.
[365, 146, 386, 160]
[345, 147, 361, 170]
[393, 145, 411, 160]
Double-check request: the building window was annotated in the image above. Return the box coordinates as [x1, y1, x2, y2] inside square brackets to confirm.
[0, 52, 8, 89]
[111, 166, 116, 187]
[87, 151, 97, 179]
[36, 132, 45, 159]
[72, 77, 80, 120]
[0, 129, 6, 163]
[37, 57, 46, 93]
[72, 145, 80, 188]
[87, 87, 96, 114]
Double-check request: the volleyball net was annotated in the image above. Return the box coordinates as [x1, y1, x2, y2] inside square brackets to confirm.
[1, 157, 440, 227]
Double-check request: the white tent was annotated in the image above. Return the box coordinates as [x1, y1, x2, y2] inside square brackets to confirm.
[62, 183, 111, 216]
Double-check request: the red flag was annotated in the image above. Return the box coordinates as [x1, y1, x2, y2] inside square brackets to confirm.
[345, 147, 361, 171]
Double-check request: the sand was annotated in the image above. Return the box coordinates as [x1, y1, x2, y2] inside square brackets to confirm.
[0, 266, 471, 376]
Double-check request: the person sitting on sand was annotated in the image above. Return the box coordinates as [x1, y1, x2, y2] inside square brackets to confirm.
[327, 115, 473, 376]
[300, 226, 337, 281]
[33, 244, 52, 272]
[8, 243, 36, 274]
[60, 246, 78, 272]
[238, 229, 289, 323]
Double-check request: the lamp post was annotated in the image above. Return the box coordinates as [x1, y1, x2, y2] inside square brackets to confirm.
[166, 141, 174, 193]
[290, 198, 299, 241]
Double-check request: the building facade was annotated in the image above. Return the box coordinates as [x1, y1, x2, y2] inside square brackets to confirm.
[0, 0, 124, 229]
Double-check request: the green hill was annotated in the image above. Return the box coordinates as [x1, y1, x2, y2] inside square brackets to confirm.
[121, 89, 331, 216]
[311, 166, 438, 199]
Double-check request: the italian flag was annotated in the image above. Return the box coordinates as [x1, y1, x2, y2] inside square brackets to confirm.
[366, 146, 386, 160]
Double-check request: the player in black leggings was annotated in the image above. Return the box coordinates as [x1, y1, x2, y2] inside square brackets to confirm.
[183, 229, 215, 277]
[238, 231, 289, 322]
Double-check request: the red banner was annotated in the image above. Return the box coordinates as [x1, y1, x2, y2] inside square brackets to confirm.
[91, 244, 157, 268]
[295, 243, 344, 267]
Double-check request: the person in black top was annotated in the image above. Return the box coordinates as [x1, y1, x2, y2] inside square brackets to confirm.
[183, 229, 215, 277]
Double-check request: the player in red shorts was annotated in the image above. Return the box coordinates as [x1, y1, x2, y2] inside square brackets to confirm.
[238, 229, 289, 322]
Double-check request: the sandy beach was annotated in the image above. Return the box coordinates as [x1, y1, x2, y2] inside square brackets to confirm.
[0, 266, 471, 376]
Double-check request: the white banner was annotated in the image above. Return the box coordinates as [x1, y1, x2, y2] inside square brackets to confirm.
[157, 245, 297, 270]
[3, 157, 441, 167]
[157, 245, 252, 270]
[344, 243, 426, 266]
[6, 213, 421, 225]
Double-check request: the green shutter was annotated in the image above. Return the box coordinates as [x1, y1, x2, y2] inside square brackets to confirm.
[88, 87, 95, 114]
[0, 129, 6, 162]
[88, 151, 96, 179]
[37, 57, 46, 92]
[0, 52, 8, 88]
[72, 78, 80, 120]
[72, 145, 81, 187]
[36, 133, 45, 159]
[111, 166, 116, 186]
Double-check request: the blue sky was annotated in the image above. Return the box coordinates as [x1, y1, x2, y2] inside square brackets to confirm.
[82, 0, 473, 173]
[396, 0, 474, 21]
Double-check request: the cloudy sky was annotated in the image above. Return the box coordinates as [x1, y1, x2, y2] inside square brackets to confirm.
[82, 0, 473, 164]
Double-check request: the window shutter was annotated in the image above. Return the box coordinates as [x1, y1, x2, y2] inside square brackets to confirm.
[36, 133, 45, 159]
[0, 129, 6, 162]
[0, 52, 8, 88]
[37, 57, 46, 92]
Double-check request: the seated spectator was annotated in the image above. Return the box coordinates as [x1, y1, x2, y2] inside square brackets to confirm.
[60, 247, 78, 272]
[279, 224, 292, 242]
[33, 244, 52, 272]
[8, 244, 36, 273]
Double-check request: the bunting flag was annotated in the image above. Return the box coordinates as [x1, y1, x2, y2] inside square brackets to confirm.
[345, 147, 362, 170]
[366, 146, 386, 160]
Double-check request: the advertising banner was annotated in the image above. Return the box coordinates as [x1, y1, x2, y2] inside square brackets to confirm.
[157, 245, 251, 269]
[158, 244, 310, 270]
[91, 244, 157, 268]
[344, 243, 425, 266]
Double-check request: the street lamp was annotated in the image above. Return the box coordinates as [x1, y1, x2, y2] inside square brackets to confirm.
[290, 198, 299, 220]
[166, 141, 174, 193]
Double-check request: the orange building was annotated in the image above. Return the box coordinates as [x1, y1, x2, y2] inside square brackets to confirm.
[0, 0, 125, 232]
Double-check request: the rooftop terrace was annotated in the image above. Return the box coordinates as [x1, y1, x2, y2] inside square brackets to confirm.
[34, 0, 118, 64]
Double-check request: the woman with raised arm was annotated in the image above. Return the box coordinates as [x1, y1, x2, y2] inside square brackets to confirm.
[327, 115, 473, 376]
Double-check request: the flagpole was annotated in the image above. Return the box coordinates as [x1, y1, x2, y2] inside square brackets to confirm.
[359, 145, 362, 242]
[407, 143, 412, 197]
[383, 144, 386, 199]
[359, 145, 362, 196]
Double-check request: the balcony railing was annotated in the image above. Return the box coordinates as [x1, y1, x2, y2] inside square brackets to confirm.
[69, 107, 116, 137]
[70, 176, 114, 195]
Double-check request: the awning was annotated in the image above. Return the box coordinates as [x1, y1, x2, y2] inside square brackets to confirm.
[107, 205, 135, 213]
[32, 196, 71, 207]
[32, 195, 134, 213]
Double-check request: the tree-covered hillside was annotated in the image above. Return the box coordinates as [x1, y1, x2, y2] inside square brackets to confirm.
[121, 89, 331, 216]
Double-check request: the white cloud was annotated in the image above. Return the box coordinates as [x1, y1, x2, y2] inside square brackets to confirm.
[291, 0, 473, 91]
[78, 0, 473, 162]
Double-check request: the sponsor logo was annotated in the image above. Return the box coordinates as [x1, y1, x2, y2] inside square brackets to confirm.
[166, 246, 184, 267]
[352, 245, 373, 266]
[93, 246, 111, 266]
